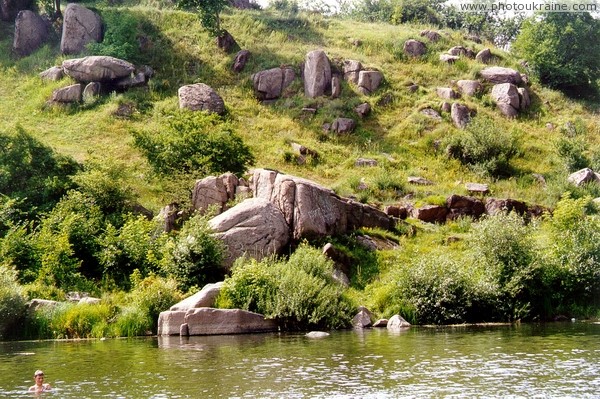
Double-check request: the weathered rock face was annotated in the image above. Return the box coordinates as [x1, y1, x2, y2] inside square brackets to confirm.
[420, 29, 441, 42]
[191, 175, 230, 214]
[491, 83, 520, 117]
[331, 75, 341, 98]
[184, 308, 278, 335]
[451, 103, 471, 128]
[60, 3, 102, 55]
[568, 168, 600, 187]
[475, 48, 493, 64]
[437, 87, 459, 99]
[209, 197, 290, 269]
[83, 82, 101, 99]
[456, 80, 482, 96]
[352, 307, 373, 329]
[343, 59, 362, 84]
[440, 54, 459, 64]
[252, 67, 295, 100]
[403, 39, 426, 57]
[232, 49, 250, 73]
[446, 194, 485, 220]
[0, 0, 32, 21]
[13, 10, 48, 57]
[62, 56, 135, 82]
[480, 66, 522, 85]
[355, 102, 371, 118]
[466, 182, 489, 194]
[157, 310, 187, 336]
[252, 169, 395, 240]
[304, 50, 332, 98]
[357, 70, 383, 95]
[170, 282, 224, 311]
[51, 83, 83, 103]
[178, 83, 225, 114]
[331, 118, 356, 134]
[40, 66, 64, 81]
[485, 198, 528, 216]
[448, 46, 474, 57]
[387, 314, 411, 330]
[518, 87, 530, 109]
[216, 30, 239, 53]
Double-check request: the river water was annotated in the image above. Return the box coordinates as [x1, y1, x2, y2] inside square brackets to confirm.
[1, 322, 599, 398]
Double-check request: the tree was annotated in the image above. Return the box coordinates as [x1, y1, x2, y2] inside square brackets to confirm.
[176, 0, 228, 37]
[513, 12, 600, 92]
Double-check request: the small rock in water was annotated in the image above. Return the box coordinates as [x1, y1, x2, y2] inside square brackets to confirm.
[306, 331, 330, 339]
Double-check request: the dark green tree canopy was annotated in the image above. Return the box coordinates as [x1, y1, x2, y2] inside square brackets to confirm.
[176, 0, 228, 37]
[513, 12, 600, 92]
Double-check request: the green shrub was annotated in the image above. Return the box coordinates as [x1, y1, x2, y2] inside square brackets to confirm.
[0, 266, 27, 339]
[112, 306, 152, 337]
[127, 272, 184, 333]
[513, 12, 600, 92]
[0, 126, 79, 218]
[219, 244, 354, 330]
[98, 215, 169, 288]
[555, 136, 589, 172]
[161, 213, 225, 292]
[87, 11, 141, 63]
[444, 116, 519, 178]
[132, 111, 255, 178]
[0, 223, 40, 283]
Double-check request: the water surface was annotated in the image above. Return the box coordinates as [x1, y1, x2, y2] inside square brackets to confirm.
[1, 322, 599, 398]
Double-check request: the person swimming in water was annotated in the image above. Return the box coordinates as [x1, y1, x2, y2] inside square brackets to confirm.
[29, 370, 51, 393]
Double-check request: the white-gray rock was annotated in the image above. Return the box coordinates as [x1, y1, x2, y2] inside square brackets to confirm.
[387, 315, 411, 330]
[178, 83, 225, 114]
[403, 39, 426, 57]
[491, 83, 520, 118]
[456, 80, 482, 96]
[343, 59, 362, 84]
[480, 66, 522, 85]
[170, 282, 224, 311]
[358, 70, 383, 95]
[568, 168, 600, 187]
[192, 175, 229, 214]
[252, 67, 295, 100]
[185, 308, 278, 335]
[13, 10, 48, 57]
[304, 50, 331, 98]
[51, 83, 83, 103]
[306, 331, 330, 338]
[40, 66, 64, 81]
[451, 103, 471, 129]
[62, 56, 135, 82]
[60, 4, 102, 55]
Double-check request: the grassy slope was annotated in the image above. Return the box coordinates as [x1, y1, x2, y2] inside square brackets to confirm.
[0, 4, 599, 211]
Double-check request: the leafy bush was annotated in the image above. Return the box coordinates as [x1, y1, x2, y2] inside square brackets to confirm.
[218, 244, 354, 330]
[176, 0, 227, 36]
[0, 126, 79, 218]
[0, 266, 27, 339]
[555, 136, 589, 172]
[87, 11, 141, 63]
[469, 213, 543, 320]
[98, 215, 169, 288]
[445, 116, 519, 178]
[132, 111, 254, 178]
[513, 12, 600, 91]
[161, 214, 225, 292]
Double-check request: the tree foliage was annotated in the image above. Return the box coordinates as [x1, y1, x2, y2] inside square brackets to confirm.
[513, 12, 600, 91]
[176, 0, 228, 37]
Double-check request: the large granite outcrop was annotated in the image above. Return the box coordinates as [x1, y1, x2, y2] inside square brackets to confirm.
[60, 3, 102, 55]
[304, 50, 331, 98]
[12, 10, 48, 57]
[62, 56, 136, 82]
[252, 67, 295, 100]
[158, 307, 278, 336]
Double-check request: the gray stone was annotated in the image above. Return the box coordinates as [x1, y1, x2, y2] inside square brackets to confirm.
[568, 168, 600, 187]
[1, 0, 32, 22]
[62, 56, 135, 82]
[373, 319, 388, 327]
[451, 103, 471, 128]
[331, 118, 356, 134]
[178, 83, 225, 114]
[157, 310, 189, 335]
[13, 10, 48, 57]
[466, 182, 489, 194]
[82, 82, 101, 100]
[476, 48, 493, 64]
[354, 102, 371, 118]
[357, 70, 383, 95]
[331, 75, 341, 98]
[27, 299, 58, 313]
[387, 315, 411, 330]
[209, 197, 290, 269]
[78, 297, 101, 305]
[343, 59, 362, 84]
[518, 87, 531, 109]
[485, 198, 528, 216]
[60, 4, 102, 55]
[192, 175, 230, 214]
[185, 308, 278, 335]
[480, 66, 522, 85]
[355, 158, 378, 167]
[252, 67, 295, 100]
[408, 176, 433, 185]
[114, 72, 148, 89]
[440, 102, 451, 112]
[437, 87, 459, 99]
[232, 49, 250, 73]
[304, 49, 331, 98]
[446, 194, 485, 220]
[420, 29, 441, 42]
[39, 66, 64, 81]
[352, 307, 373, 329]
[403, 39, 426, 57]
[170, 282, 224, 311]
[491, 83, 520, 117]
[456, 80, 482, 96]
[51, 83, 83, 103]
[440, 54, 460, 63]
[420, 108, 441, 121]
[306, 331, 330, 338]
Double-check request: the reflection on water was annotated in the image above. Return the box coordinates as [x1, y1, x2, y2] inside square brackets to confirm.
[1, 323, 599, 398]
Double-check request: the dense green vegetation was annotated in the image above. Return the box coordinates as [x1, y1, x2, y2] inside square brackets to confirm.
[1, 0, 600, 339]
